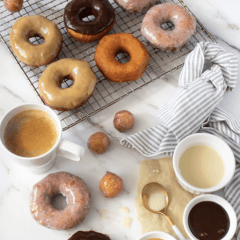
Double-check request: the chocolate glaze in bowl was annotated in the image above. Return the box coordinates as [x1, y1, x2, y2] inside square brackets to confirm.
[183, 195, 237, 240]
[188, 201, 230, 239]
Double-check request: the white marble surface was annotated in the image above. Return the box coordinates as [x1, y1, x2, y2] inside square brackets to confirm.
[0, 0, 240, 239]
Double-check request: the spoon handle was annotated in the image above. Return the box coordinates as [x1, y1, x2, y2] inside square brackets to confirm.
[172, 225, 185, 240]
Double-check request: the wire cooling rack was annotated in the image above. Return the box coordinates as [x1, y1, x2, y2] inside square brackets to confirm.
[0, 0, 216, 130]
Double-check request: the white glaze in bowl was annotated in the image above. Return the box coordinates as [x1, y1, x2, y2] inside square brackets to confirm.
[173, 133, 235, 195]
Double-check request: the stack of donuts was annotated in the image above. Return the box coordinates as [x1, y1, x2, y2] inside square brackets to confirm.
[6, 0, 196, 112]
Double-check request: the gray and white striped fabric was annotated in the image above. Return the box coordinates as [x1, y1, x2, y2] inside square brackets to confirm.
[121, 42, 238, 157]
[120, 41, 240, 238]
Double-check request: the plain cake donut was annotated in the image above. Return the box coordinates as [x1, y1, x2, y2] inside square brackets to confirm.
[141, 3, 196, 52]
[10, 15, 62, 67]
[39, 58, 97, 111]
[114, 0, 156, 13]
[94, 33, 150, 83]
[29, 172, 91, 230]
[64, 0, 115, 42]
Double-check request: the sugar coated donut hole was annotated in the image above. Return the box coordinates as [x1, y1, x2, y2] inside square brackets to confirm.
[99, 172, 124, 198]
[87, 132, 110, 155]
[113, 110, 135, 132]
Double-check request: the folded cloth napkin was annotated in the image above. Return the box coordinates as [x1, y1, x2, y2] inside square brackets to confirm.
[120, 42, 240, 238]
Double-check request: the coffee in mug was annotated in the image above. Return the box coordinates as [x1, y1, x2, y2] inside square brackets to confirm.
[0, 103, 85, 174]
[4, 109, 58, 157]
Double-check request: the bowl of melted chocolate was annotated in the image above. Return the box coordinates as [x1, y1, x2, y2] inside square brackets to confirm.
[183, 194, 237, 240]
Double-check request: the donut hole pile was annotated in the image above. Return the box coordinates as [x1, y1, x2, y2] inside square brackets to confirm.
[115, 50, 131, 64]
[28, 34, 45, 45]
[51, 193, 68, 211]
[161, 20, 175, 31]
[61, 75, 74, 89]
[79, 6, 96, 22]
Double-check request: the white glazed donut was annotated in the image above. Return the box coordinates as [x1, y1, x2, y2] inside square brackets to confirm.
[114, 0, 156, 13]
[141, 3, 196, 52]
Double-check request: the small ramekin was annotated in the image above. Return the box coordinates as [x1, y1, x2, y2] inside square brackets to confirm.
[173, 133, 235, 195]
[136, 231, 176, 240]
[183, 194, 237, 240]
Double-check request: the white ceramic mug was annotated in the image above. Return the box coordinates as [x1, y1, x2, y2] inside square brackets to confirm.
[183, 194, 237, 240]
[0, 103, 85, 174]
[173, 133, 235, 195]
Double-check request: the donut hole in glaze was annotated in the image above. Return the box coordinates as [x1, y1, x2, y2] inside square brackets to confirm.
[115, 49, 131, 64]
[28, 33, 45, 45]
[60, 75, 74, 89]
[51, 193, 68, 210]
[79, 6, 96, 22]
[161, 20, 175, 31]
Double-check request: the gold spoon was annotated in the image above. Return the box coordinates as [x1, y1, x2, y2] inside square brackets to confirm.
[141, 182, 185, 240]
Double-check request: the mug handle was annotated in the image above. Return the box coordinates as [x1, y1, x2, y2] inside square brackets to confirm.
[57, 139, 85, 161]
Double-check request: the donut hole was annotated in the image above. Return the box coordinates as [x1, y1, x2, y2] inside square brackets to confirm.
[61, 75, 74, 89]
[79, 7, 96, 22]
[115, 51, 130, 64]
[51, 193, 67, 210]
[28, 34, 45, 45]
[161, 21, 175, 31]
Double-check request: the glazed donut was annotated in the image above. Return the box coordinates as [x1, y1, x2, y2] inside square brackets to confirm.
[4, 0, 23, 12]
[39, 58, 97, 111]
[114, 0, 156, 13]
[94, 33, 150, 83]
[64, 0, 115, 43]
[29, 172, 91, 230]
[141, 3, 196, 52]
[10, 15, 62, 67]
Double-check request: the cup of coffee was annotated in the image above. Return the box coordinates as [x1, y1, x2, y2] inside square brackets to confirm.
[0, 103, 85, 174]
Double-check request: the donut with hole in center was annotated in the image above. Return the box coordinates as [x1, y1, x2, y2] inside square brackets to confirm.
[64, 0, 115, 42]
[94, 33, 150, 83]
[39, 58, 97, 111]
[10, 15, 62, 67]
[29, 172, 91, 230]
[141, 3, 196, 52]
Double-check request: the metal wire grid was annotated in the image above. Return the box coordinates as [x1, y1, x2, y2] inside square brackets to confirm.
[0, 0, 216, 130]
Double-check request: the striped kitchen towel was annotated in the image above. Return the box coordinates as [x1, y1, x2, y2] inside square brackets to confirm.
[120, 42, 238, 157]
[120, 42, 240, 238]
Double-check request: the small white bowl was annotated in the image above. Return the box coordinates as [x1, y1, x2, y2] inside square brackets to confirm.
[136, 231, 176, 240]
[183, 194, 237, 240]
[173, 133, 235, 195]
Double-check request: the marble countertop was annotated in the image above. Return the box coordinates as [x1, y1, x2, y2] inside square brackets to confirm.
[0, 0, 240, 239]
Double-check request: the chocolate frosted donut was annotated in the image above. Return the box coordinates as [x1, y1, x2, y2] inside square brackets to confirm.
[29, 172, 91, 230]
[141, 3, 196, 52]
[10, 15, 62, 67]
[68, 231, 111, 240]
[64, 0, 115, 42]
